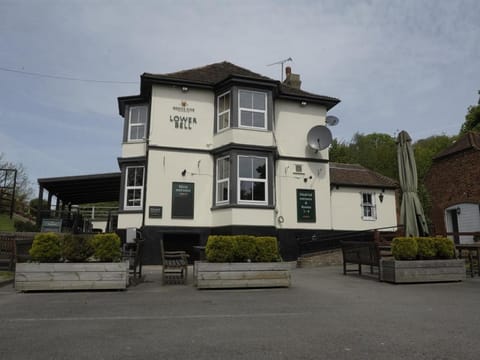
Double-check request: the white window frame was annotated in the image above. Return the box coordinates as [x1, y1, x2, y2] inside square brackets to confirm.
[128, 105, 147, 141]
[217, 91, 231, 132]
[238, 90, 267, 130]
[124, 166, 144, 210]
[361, 192, 376, 220]
[216, 156, 230, 204]
[237, 155, 268, 205]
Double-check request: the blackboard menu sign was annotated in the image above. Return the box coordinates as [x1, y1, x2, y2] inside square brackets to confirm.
[149, 206, 163, 218]
[172, 182, 194, 219]
[41, 218, 62, 232]
[297, 189, 316, 222]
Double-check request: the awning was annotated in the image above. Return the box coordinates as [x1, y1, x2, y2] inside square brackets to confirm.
[38, 172, 121, 204]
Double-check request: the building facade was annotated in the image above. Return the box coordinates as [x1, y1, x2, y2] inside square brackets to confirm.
[425, 132, 480, 243]
[117, 62, 397, 263]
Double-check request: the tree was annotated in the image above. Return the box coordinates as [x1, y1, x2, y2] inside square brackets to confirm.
[329, 132, 397, 180]
[0, 153, 33, 216]
[459, 92, 480, 135]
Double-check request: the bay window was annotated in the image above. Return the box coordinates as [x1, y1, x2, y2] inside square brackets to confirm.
[239, 90, 267, 129]
[217, 92, 230, 132]
[216, 156, 230, 204]
[238, 155, 267, 204]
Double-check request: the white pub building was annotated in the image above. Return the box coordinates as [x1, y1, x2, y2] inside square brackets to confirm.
[116, 62, 397, 263]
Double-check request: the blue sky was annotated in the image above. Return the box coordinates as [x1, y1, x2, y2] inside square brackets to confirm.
[0, 0, 479, 187]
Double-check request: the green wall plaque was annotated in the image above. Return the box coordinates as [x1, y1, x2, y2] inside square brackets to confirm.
[172, 182, 194, 219]
[297, 189, 316, 222]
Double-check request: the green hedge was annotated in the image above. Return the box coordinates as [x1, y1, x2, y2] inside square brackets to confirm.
[205, 235, 280, 263]
[392, 237, 455, 260]
[29, 232, 63, 262]
[63, 234, 94, 262]
[90, 233, 122, 262]
[29, 232, 122, 263]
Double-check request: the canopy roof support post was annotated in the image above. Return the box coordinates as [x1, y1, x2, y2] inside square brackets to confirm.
[37, 186, 44, 227]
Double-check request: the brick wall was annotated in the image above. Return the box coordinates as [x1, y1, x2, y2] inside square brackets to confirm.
[425, 149, 480, 234]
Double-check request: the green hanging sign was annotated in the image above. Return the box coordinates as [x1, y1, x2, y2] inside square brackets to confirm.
[297, 189, 316, 223]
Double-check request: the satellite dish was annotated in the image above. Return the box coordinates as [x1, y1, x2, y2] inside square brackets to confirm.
[307, 125, 332, 151]
[326, 115, 340, 126]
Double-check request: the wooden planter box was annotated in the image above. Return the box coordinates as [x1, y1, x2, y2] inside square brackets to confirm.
[195, 261, 291, 289]
[15, 262, 129, 292]
[380, 259, 466, 283]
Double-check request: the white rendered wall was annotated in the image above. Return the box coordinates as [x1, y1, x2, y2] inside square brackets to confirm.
[144, 150, 213, 227]
[274, 100, 328, 160]
[211, 207, 275, 227]
[117, 213, 142, 229]
[330, 187, 397, 231]
[213, 128, 275, 148]
[275, 160, 331, 229]
[149, 85, 214, 150]
[121, 142, 146, 158]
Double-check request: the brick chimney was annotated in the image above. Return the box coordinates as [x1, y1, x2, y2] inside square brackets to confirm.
[283, 66, 301, 89]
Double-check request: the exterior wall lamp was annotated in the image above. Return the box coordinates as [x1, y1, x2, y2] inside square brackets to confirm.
[181, 86, 189, 93]
[181, 169, 187, 176]
[300, 101, 307, 107]
[456, 207, 461, 215]
[379, 193, 384, 203]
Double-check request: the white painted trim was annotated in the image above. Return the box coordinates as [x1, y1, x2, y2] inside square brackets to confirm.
[238, 90, 267, 130]
[124, 166, 144, 210]
[217, 91, 231, 133]
[128, 105, 148, 142]
[216, 156, 230, 205]
[237, 155, 268, 206]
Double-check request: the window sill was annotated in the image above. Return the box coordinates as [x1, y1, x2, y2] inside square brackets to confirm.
[118, 209, 144, 214]
[211, 204, 275, 211]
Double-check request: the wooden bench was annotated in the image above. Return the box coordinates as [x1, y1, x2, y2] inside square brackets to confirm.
[160, 239, 189, 285]
[0, 235, 16, 271]
[340, 241, 381, 279]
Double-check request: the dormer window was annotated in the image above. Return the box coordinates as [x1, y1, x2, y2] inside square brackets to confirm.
[239, 90, 267, 129]
[128, 105, 148, 141]
[217, 91, 230, 132]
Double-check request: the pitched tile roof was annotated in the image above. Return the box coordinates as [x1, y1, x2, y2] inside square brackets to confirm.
[141, 61, 340, 108]
[144, 61, 275, 85]
[329, 163, 398, 189]
[433, 132, 480, 160]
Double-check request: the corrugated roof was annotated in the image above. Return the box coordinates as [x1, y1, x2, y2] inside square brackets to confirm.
[329, 163, 398, 189]
[433, 132, 480, 160]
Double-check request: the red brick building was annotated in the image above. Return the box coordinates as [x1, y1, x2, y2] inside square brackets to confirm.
[425, 132, 480, 243]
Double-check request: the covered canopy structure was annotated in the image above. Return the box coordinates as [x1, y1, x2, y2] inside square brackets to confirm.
[37, 172, 121, 228]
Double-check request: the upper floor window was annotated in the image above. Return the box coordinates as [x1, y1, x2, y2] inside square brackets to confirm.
[128, 105, 147, 141]
[361, 192, 376, 220]
[217, 92, 230, 132]
[125, 166, 144, 209]
[216, 156, 230, 204]
[238, 155, 267, 204]
[239, 90, 267, 129]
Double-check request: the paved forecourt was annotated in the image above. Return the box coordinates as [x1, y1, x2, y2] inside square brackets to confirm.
[1, 266, 479, 360]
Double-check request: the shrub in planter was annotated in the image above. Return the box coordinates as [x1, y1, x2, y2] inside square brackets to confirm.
[392, 237, 418, 260]
[233, 235, 257, 262]
[434, 237, 455, 259]
[63, 234, 94, 262]
[91, 233, 121, 262]
[29, 232, 62, 262]
[417, 237, 436, 259]
[255, 237, 280, 262]
[206, 236, 235, 263]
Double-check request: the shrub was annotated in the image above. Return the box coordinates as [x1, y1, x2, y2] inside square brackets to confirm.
[416, 237, 436, 259]
[233, 235, 257, 262]
[205, 236, 235, 262]
[205, 235, 280, 263]
[14, 220, 38, 232]
[90, 233, 121, 262]
[434, 237, 455, 259]
[255, 237, 280, 262]
[392, 237, 418, 260]
[63, 234, 94, 262]
[29, 232, 62, 262]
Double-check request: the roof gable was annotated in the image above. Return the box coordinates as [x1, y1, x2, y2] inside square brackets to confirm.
[433, 132, 480, 160]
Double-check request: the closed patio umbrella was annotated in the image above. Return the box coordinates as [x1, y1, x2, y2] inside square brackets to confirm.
[397, 130, 429, 237]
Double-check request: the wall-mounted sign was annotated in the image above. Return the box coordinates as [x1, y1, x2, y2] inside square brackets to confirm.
[41, 218, 62, 233]
[297, 189, 316, 223]
[170, 101, 197, 130]
[172, 182, 194, 219]
[149, 206, 163, 219]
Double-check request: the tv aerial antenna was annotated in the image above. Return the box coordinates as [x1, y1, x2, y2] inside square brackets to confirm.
[267, 57, 293, 81]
